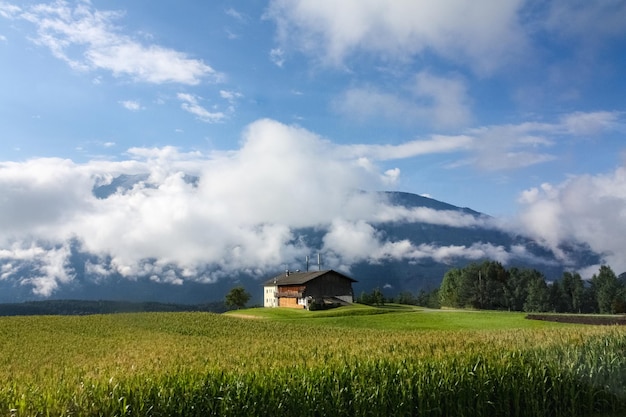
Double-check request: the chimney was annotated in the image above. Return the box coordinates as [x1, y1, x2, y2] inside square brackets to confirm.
[285, 269, 290, 277]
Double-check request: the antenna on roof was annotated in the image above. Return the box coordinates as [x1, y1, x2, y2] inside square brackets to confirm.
[305, 255, 309, 272]
[318, 253, 322, 271]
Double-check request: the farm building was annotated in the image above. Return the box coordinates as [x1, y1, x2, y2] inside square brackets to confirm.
[263, 270, 357, 309]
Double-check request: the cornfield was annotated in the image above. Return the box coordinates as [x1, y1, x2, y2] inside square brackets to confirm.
[0, 312, 625, 416]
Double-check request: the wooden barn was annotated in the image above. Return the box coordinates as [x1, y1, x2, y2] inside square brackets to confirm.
[263, 270, 357, 309]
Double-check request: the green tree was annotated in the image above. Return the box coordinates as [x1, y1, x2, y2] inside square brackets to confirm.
[416, 288, 440, 308]
[581, 285, 597, 313]
[482, 261, 509, 309]
[357, 291, 373, 305]
[439, 268, 463, 308]
[357, 288, 385, 306]
[524, 274, 550, 312]
[440, 262, 511, 310]
[549, 280, 563, 312]
[559, 271, 585, 313]
[371, 287, 385, 306]
[591, 265, 621, 314]
[460, 261, 508, 310]
[225, 286, 251, 310]
[505, 268, 538, 311]
[396, 291, 417, 305]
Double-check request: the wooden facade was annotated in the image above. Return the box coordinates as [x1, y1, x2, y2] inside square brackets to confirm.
[278, 297, 299, 308]
[263, 270, 357, 309]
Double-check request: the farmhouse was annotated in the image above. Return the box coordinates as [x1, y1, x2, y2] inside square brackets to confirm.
[263, 270, 357, 309]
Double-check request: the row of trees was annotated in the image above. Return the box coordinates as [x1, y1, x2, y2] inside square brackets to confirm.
[439, 261, 626, 314]
[0, 300, 231, 316]
[357, 287, 440, 309]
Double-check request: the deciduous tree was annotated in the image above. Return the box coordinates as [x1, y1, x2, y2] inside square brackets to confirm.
[225, 286, 251, 310]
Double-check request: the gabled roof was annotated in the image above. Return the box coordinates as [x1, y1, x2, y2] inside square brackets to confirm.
[263, 269, 357, 286]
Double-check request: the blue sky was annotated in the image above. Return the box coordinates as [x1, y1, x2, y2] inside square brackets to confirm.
[1, 0, 626, 296]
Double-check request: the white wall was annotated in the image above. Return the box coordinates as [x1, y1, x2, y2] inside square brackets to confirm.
[263, 285, 278, 307]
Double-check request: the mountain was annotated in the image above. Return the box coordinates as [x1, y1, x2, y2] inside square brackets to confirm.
[297, 191, 599, 297]
[0, 182, 600, 305]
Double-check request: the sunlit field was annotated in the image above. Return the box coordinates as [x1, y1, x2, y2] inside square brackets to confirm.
[1, 306, 625, 416]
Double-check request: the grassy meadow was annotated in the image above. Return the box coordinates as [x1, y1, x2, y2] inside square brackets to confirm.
[1, 305, 626, 416]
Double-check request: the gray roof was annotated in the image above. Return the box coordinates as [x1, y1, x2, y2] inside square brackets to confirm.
[263, 269, 357, 286]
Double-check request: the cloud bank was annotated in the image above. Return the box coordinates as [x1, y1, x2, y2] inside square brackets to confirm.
[519, 164, 626, 276]
[266, 0, 527, 73]
[1, 113, 622, 296]
[266, 0, 626, 75]
[0, 118, 525, 297]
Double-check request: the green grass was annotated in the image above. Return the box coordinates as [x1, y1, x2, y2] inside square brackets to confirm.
[225, 302, 394, 319]
[0, 308, 624, 416]
[227, 304, 568, 330]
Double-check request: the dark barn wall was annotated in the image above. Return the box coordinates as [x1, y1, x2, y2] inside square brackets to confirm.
[303, 273, 354, 299]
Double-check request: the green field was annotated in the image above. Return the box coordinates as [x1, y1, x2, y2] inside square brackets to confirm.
[1, 305, 625, 416]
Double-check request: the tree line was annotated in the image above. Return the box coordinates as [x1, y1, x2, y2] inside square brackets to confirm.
[438, 261, 626, 314]
[357, 287, 440, 309]
[0, 300, 230, 316]
[357, 262, 626, 314]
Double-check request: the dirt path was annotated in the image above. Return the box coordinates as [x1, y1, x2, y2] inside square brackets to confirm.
[226, 313, 264, 320]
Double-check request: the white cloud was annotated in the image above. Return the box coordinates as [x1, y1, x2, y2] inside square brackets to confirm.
[462, 111, 624, 171]
[219, 90, 243, 112]
[177, 93, 226, 123]
[334, 77, 471, 129]
[206, 110, 623, 174]
[321, 219, 514, 268]
[334, 109, 625, 171]
[219, 90, 242, 102]
[1, 116, 621, 296]
[0, 2, 20, 19]
[373, 205, 492, 228]
[119, 100, 142, 111]
[0, 243, 74, 297]
[382, 168, 400, 185]
[334, 71, 472, 128]
[0, 120, 380, 294]
[12, 1, 219, 84]
[321, 220, 379, 262]
[334, 87, 416, 122]
[270, 48, 285, 67]
[518, 165, 626, 275]
[266, 0, 527, 73]
[0, 118, 543, 296]
[544, 0, 626, 40]
[342, 134, 473, 161]
[412, 71, 472, 128]
[559, 111, 622, 136]
[225, 7, 246, 22]
[334, 71, 472, 129]
[0, 158, 95, 238]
